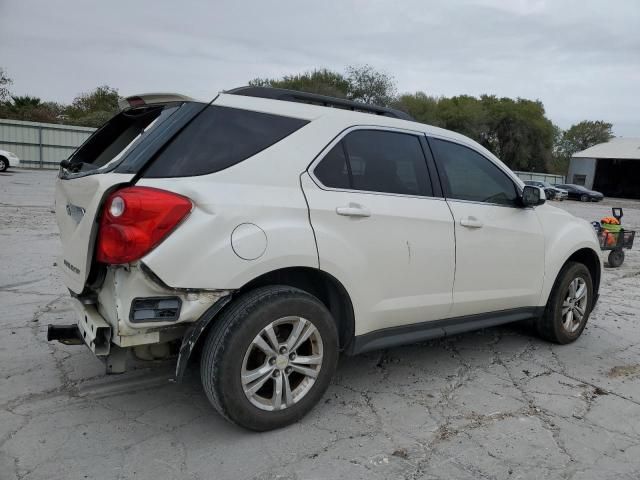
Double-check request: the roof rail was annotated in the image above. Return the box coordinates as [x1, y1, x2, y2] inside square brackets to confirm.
[226, 86, 414, 121]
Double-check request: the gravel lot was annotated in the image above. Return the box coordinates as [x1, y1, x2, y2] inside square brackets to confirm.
[1, 169, 640, 480]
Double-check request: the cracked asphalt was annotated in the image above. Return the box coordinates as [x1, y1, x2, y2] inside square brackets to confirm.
[1, 169, 640, 480]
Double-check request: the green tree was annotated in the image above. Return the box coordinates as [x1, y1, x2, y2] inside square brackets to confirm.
[345, 64, 397, 105]
[65, 85, 120, 127]
[250, 65, 397, 106]
[437, 95, 490, 142]
[554, 120, 614, 170]
[393, 92, 440, 125]
[250, 69, 350, 98]
[481, 96, 555, 172]
[11, 95, 42, 109]
[0, 67, 12, 102]
[395, 93, 556, 171]
[0, 95, 62, 123]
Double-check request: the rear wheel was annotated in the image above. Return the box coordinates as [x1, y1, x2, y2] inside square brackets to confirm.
[0, 157, 7, 172]
[537, 262, 593, 344]
[580, 194, 589, 202]
[200, 286, 338, 431]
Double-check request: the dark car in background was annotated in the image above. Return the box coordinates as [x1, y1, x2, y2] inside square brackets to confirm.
[524, 181, 568, 200]
[555, 184, 604, 202]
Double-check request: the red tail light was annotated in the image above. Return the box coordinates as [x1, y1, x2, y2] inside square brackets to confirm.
[96, 186, 192, 264]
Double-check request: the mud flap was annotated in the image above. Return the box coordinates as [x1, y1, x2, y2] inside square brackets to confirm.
[175, 294, 232, 382]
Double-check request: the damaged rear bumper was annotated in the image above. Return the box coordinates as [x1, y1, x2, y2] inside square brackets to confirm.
[48, 262, 233, 374]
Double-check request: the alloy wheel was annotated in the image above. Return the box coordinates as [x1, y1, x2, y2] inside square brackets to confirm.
[561, 277, 588, 333]
[241, 316, 323, 411]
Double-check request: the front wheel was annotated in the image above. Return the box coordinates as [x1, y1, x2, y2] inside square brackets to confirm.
[200, 286, 338, 431]
[537, 262, 593, 344]
[580, 194, 589, 202]
[0, 157, 7, 172]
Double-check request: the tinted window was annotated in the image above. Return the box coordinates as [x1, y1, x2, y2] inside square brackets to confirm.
[430, 138, 518, 206]
[314, 142, 350, 189]
[145, 106, 308, 177]
[314, 130, 432, 196]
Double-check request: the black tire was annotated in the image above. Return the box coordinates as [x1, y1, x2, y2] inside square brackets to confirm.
[200, 285, 339, 431]
[608, 249, 624, 268]
[580, 194, 589, 202]
[537, 262, 593, 344]
[0, 157, 7, 172]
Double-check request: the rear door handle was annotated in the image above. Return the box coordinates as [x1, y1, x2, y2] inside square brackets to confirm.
[336, 204, 371, 218]
[460, 216, 483, 228]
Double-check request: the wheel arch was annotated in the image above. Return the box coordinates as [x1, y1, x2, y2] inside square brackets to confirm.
[566, 247, 601, 295]
[238, 266, 356, 352]
[543, 247, 601, 306]
[176, 266, 357, 380]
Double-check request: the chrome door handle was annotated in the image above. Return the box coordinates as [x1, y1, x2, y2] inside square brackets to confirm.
[460, 216, 483, 228]
[336, 204, 371, 217]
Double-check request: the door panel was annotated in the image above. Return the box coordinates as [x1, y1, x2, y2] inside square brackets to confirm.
[301, 174, 455, 336]
[447, 201, 544, 316]
[427, 136, 545, 316]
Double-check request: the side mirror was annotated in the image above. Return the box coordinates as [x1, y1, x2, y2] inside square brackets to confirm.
[521, 185, 546, 207]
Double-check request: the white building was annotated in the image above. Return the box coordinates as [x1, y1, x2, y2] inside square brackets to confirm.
[568, 138, 640, 198]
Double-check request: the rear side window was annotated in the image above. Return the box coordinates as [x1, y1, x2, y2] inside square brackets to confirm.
[144, 106, 308, 177]
[313, 142, 350, 189]
[314, 130, 432, 196]
[429, 138, 518, 206]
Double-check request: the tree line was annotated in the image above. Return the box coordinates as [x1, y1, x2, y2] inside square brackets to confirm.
[0, 68, 119, 128]
[0, 65, 613, 174]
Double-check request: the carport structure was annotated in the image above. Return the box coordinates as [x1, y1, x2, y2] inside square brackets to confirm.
[568, 138, 640, 199]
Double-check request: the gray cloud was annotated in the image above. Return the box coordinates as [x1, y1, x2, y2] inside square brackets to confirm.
[1, 0, 638, 135]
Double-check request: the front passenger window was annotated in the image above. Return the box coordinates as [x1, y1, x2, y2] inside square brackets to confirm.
[429, 138, 518, 206]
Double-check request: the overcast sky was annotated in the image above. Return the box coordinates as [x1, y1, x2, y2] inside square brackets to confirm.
[1, 0, 639, 136]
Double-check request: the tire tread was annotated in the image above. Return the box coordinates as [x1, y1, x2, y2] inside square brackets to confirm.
[200, 285, 331, 429]
[537, 261, 592, 344]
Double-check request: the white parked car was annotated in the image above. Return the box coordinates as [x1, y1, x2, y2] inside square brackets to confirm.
[49, 88, 602, 431]
[0, 149, 20, 171]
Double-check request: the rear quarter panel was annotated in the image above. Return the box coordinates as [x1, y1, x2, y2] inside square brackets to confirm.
[136, 118, 347, 289]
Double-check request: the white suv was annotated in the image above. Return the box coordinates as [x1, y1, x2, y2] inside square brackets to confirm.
[50, 87, 602, 431]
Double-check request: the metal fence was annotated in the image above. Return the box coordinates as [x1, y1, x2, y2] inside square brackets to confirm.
[514, 170, 566, 185]
[0, 118, 95, 169]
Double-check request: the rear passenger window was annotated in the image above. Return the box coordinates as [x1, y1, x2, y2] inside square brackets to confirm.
[313, 143, 350, 189]
[429, 138, 518, 206]
[314, 130, 432, 196]
[144, 106, 308, 177]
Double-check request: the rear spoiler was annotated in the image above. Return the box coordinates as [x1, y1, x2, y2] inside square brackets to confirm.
[118, 93, 196, 110]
